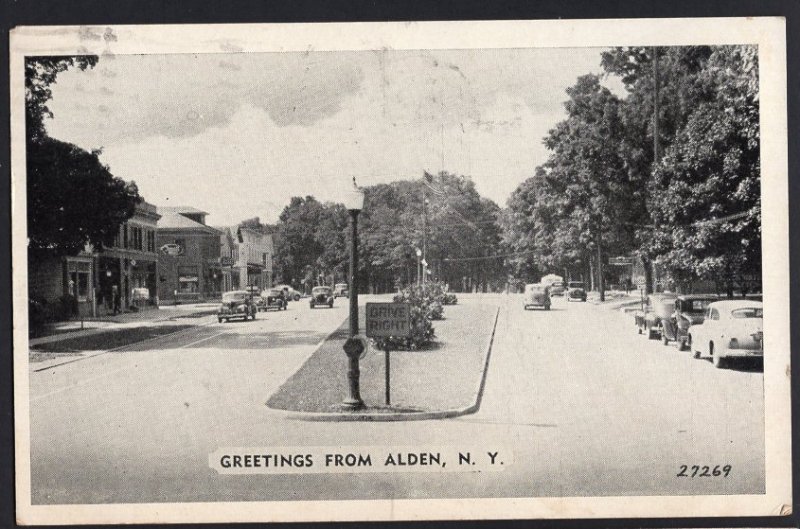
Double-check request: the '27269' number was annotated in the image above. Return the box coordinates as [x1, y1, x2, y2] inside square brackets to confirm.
[677, 465, 731, 478]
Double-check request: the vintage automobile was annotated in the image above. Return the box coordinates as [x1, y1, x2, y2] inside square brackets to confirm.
[523, 283, 551, 310]
[275, 284, 302, 301]
[660, 294, 718, 349]
[309, 286, 335, 308]
[634, 293, 677, 339]
[333, 283, 349, 298]
[688, 300, 763, 368]
[566, 281, 587, 302]
[549, 281, 566, 296]
[258, 288, 287, 311]
[217, 290, 257, 323]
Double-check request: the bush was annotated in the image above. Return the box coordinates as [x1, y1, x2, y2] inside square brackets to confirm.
[58, 294, 78, 319]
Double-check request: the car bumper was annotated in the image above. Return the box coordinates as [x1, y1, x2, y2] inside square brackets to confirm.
[719, 347, 763, 358]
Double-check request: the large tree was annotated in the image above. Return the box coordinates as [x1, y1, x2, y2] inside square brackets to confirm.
[26, 56, 142, 261]
[648, 45, 760, 295]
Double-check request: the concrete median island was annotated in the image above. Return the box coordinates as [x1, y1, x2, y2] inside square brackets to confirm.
[266, 303, 499, 420]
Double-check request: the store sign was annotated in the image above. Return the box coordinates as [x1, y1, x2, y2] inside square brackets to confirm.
[179, 276, 199, 282]
[219, 256, 233, 266]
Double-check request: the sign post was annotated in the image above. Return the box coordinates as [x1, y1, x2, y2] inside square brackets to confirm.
[366, 302, 412, 406]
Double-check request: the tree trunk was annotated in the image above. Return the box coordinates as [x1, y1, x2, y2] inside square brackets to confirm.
[589, 256, 595, 291]
[597, 239, 605, 302]
[643, 257, 654, 295]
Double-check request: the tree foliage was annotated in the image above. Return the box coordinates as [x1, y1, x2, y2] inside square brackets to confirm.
[26, 56, 142, 261]
[501, 45, 761, 295]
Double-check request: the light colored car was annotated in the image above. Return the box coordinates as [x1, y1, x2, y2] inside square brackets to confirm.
[523, 283, 551, 310]
[275, 284, 302, 301]
[549, 281, 566, 296]
[688, 300, 763, 368]
[218, 290, 257, 323]
[333, 283, 349, 298]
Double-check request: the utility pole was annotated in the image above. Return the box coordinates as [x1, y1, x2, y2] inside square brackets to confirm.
[643, 45, 661, 296]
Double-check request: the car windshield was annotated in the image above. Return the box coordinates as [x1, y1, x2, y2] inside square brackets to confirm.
[268, 289, 281, 295]
[568, 282, 584, 289]
[731, 307, 763, 319]
[526, 285, 545, 293]
[686, 299, 714, 312]
[222, 292, 247, 302]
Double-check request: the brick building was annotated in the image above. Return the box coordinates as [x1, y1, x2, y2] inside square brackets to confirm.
[156, 206, 222, 304]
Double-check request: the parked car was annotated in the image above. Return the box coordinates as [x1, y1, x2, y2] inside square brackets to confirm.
[259, 288, 287, 311]
[523, 283, 551, 310]
[310, 286, 334, 308]
[549, 281, 566, 296]
[275, 284, 302, 301]
[660, 294, 718, 348]
[333, 283, 349, 298]
[634, 293, 677, 339]
[566, 281, 587, 302]
[688, 300, 763, 368]
[159, 243, 183, 256]
[218, 290, 257, 322]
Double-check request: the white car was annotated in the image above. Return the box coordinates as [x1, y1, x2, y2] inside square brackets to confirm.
[688, 300, 763, 368]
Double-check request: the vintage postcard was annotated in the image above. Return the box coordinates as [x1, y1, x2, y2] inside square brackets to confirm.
[10, 18, 791, 524]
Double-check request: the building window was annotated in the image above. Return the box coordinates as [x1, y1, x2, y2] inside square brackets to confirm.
[123, 225, 129, 248]
[67, 261, 91, 302]
[129, 226, 143, 251]
[177, 265, 199, 294]
[262, 252, 267, 266]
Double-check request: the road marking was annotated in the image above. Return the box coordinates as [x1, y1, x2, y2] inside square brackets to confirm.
[178, 332, 223, 349]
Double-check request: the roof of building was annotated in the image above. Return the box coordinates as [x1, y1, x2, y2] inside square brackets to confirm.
[158, 205, 210, 216]
[157, 211, 221, 234]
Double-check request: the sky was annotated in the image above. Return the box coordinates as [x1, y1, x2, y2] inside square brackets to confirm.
[45, 47, 626, 226]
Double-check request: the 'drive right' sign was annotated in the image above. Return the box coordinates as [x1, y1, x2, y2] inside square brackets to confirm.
[366, 302, 412, 338]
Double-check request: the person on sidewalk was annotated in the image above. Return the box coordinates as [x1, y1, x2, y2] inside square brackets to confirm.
[112, 285, 121, 315]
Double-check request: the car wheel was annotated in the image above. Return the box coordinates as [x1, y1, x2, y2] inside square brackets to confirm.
[637, 324, 642, 335]
[329, 301, 334, 308]
[647, 326, 656, 340]
[218, 317, 223, 323]
[661, 327, 669, 345]
[294, 294, 301, 301]
[310, 302, 315, 309]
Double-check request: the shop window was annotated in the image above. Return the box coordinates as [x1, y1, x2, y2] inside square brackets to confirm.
[177, 265, 199, 294]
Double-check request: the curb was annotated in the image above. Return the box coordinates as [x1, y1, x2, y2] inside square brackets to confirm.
[267, 305, 501, 422]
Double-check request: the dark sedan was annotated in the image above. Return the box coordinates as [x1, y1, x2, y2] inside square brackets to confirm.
[661, 294, 719, 349]
[309, 286, 334, 308]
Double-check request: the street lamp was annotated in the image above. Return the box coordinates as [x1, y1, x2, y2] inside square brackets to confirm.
[342, 182, 365, 410]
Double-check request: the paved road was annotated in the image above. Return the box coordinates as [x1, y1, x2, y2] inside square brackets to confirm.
[28, 294, 764, 504]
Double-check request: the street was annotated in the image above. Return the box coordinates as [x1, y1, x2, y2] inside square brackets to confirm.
[28, 294, 764, 504]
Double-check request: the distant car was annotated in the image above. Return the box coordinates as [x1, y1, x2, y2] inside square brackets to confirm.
[333, 283, 349, 298]
[660, 294, 718, 349]
[523, 283, 551, 310]
[275, 284, 302, 301]
[259, 288, 287, 311]
[566, 281, 587, 302]
[634, 294, 677, 339]
[688, 300, 763, 368]
[218, 290, 257, 322]
[549, 281, 566, 296]
[310, 286, 334, 308]
[159, 243, 182, 256]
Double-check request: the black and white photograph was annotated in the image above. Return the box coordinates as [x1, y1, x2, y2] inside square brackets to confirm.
[10, 18, 791, 524]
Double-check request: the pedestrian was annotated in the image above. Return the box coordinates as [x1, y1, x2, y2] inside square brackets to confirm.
[112, 285, 121, 315]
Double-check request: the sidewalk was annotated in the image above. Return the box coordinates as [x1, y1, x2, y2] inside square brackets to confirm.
[29, 303, 218, 346]
[266, 302, 500, 420]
